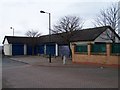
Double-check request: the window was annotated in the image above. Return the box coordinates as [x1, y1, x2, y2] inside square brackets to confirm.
[111, 43, 120, 54]
[75, 44, 87, 53]
[91, 44, 106, 53]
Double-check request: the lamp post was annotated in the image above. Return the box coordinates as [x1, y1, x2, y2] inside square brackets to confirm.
[10, 27, 14, 36]
[40, 10, 51, 63]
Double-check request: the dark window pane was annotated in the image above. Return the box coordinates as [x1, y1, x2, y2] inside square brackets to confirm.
[111, 43, 120, 54]
[75, 45, 87, 53]
[91, 44, 106, 53]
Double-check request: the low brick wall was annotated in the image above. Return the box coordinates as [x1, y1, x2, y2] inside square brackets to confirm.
[71, 43, 120, 67]
[72, 54, 119, 65]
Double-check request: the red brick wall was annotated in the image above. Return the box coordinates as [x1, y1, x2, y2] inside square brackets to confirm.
[71, 43, 120, 67]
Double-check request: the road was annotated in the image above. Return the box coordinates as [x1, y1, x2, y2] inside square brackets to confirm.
[2, 56, 119, 88]
[2, 57, 27, 88]
[2, 57, 27, 68]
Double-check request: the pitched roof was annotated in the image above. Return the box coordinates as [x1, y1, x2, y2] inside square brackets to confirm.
[2, 26, 120, 44]
[3, 34, 67, 45]
[70, 26, 111, 42]
[3, 36, 36, 45]
[36, 34, 67, 44]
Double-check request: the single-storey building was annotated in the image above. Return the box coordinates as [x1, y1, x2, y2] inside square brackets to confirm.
[2, 26, 120, 66]
[2, 33, 70, 56]
[70, 26, 120, 66]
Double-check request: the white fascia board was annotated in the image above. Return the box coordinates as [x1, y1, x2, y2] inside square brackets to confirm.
[4, 38, 9, 44]
[94, 28, 112, 43]
[71, 41, 94, 45]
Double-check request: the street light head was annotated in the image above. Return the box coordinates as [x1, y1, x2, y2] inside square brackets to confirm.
[10, 27, 13, 29]
[40, 11, 45, 13]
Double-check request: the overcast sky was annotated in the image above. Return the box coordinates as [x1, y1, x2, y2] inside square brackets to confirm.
[0, 0, 119, 45]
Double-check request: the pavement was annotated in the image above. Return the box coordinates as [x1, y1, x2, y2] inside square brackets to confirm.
[10, 55, 117, 68]
[10, 55, 107, 68]
[10, 56, 74, 66]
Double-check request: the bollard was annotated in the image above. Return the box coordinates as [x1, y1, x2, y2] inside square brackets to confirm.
[63, 55, 66, 64]
[49, 54, 51, 63]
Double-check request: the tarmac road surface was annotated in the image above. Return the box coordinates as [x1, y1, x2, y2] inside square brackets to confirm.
[2, 56, 119, 88]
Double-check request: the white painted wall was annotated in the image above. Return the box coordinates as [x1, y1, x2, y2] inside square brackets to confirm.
[24, 44, 27, 55]
[115, 37, 120, 43]
[94, 28, 119, 43]
[55, 43, 58, 56]
[4, 44, 12, 56]
[3, 38, 12, 56]
[44, 44, 46, 54]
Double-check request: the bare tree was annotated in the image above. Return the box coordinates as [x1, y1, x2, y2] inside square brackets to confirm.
[25, 29, 41, 37]
[52, 16, 84, 57]
[93, 3, 120, 42]
[25, 29, 41, 55]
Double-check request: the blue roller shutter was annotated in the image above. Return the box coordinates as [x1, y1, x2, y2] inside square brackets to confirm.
[36, 45, 44, 54]
[39, 45, 44, 54]
[27, 45, 32, 55]
[46, 44, 55, 56]
[59, 45, 70, 57]
[34, 46, 37, 55]
[12, 44, 24, 55]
